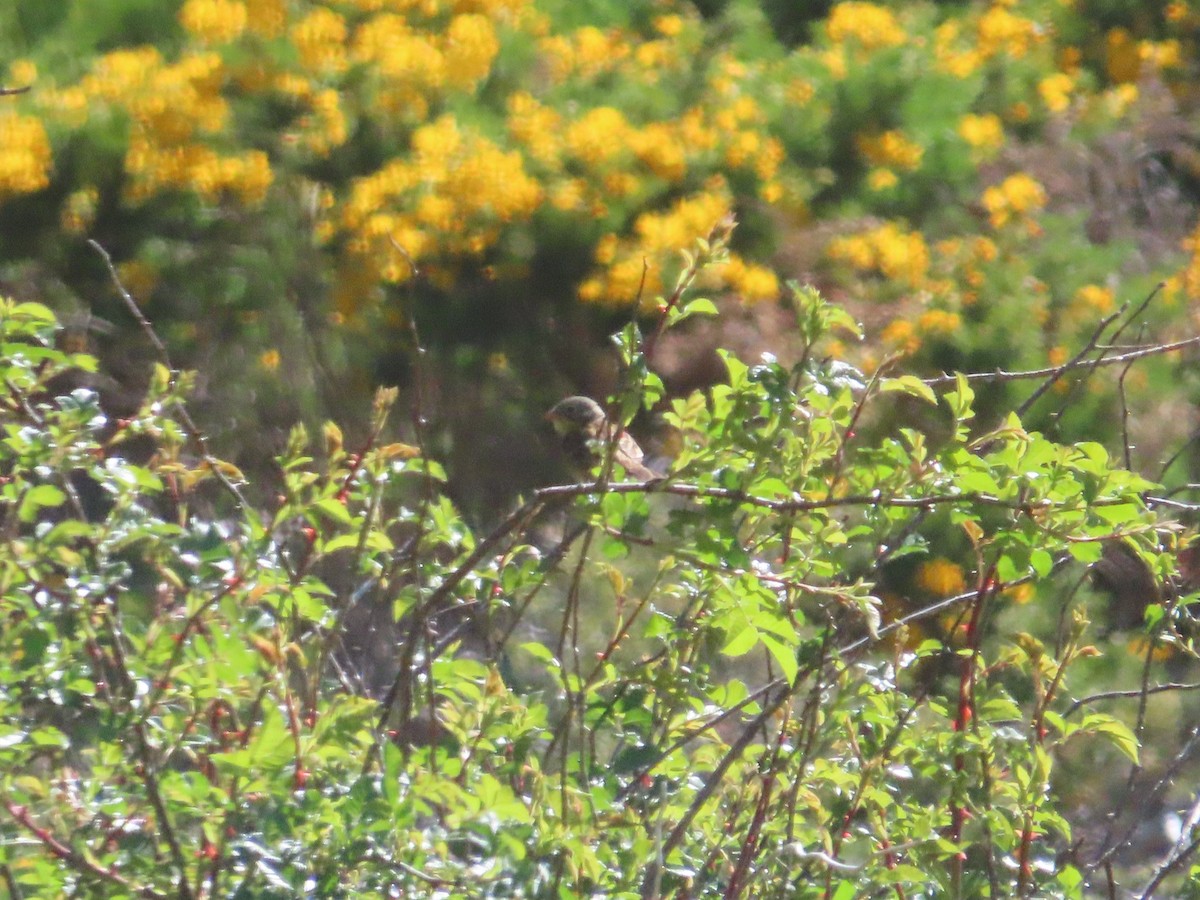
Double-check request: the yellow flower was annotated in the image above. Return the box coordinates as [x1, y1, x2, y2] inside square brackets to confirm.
[291, 7, 347, 75]
[654, 14, 684, 37]
[0, 112, 51, 197]
[881, 319, 919, 353]
[914, 558, 968, 597]
[1038, 72, 1074, 113]
[958, 113, 1004, 156]
[180, 0, 247, 44]
[564, 107, 629, 166]
[443, 14, 499, 88]
[7, 59, 36, 87]
[826, 2, 906, 52]
[1139, 39, 1182, 72]
[977, 6, 1040, 59]
[1126, 636, 1176, 662]
[630, 123, 687, 181]
[259, 349, 281, 371]
[856, 130, 923, 170]
[867, 168, 898, 191]
[827, 222, 929, 289]
[981, 173, 1046, 228]
[1004, 582, 1035, 605]
[786, 79, 815, 105]
[721, 258, 779, 302]
[1074, 284, 1115, 315]
[918, 309, 961, 335]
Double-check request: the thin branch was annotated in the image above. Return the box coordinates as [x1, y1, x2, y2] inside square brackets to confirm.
[87, 240, 247, 510]
[923, 331, 1200, 389]
[1015, 305, 1125, 419]
[1065, 681, 1200, 718]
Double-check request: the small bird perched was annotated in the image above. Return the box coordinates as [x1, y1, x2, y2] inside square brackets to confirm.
[545, 395, 656, 481]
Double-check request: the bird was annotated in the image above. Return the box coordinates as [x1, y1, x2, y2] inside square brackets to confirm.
[545, 395, 656, 482]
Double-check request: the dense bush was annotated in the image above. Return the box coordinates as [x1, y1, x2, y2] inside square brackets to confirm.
[2, 0, 1200, 482]
[2, 227, 1197, 896]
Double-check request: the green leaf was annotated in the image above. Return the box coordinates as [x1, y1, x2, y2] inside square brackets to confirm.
[761, 634, 798, 683]
[314, 496, 354, 525]
[721, 622, 758, 657]
[880, 375, 936, 405]
[18, 484, 66, 522]
[1079, 714, 1140, 764]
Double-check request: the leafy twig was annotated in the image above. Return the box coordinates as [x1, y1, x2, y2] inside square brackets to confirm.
[87, 240, 247, 510]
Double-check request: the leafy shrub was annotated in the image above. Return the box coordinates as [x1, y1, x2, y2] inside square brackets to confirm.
[1, 229, 1195, 897]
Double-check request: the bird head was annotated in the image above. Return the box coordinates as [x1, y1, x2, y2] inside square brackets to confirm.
[545, 395, 605, 435]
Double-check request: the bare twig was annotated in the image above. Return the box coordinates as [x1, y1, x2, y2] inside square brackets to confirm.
[87, 240, 247, 510]
[1015, 306, 1125, 419]
[923, 331, 1200, 389]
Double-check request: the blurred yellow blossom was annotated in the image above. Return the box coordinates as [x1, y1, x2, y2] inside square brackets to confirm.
[915, 558, 967, 596]
[868, 168, 899, 191]
[977, 6, 1041, 59]
[918, 309, 962, 335]
[1073, 284, 1115, 315]
[934, 21, 982, 77]
[881, 319, 919, 354]
[827, 2, 906, 52]
[654, 14, 684, 37]
[565, 107, 630, 166]
[291, 7, 348, 75]
[0, 112, 51, 196]
[579, 190, 732, 306]
[180, 0, 248, 44]
[8, 59, 36, 87]
[721, 257, 779, 303]
[1101, 83, 1139, 119]
[981, 173, 1046, 228]
[443, 14, 500, 88]
[259, 349, 281, 372]
[1139, 39, 1182, 72]
[856, 130, 923, 170]
[827, 222, 930, 289]
[630, 123, 687, 181]
[958, 114, 1004, 157]
[506, 92, 563, 167]
[245, 0, 286, 37]
[1038, 72, 1074, 113]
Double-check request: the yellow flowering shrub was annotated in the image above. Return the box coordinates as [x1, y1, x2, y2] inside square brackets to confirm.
[1, 0, 1192, 406]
